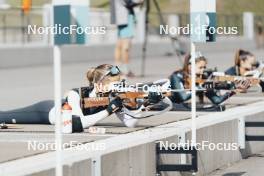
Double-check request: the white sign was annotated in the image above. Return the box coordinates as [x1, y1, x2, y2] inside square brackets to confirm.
[190, 0, 216, 42]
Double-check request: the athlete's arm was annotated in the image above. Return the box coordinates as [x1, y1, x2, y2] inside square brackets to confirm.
[67, 90, 123, 128]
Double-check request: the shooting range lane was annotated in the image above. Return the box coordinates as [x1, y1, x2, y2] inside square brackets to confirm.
[1, 51, 264, 165]
[1, 97, 264, 176]
[0, 95, 263, 164]
[1, 39, 263, 109]
[1, 38, 264, 173]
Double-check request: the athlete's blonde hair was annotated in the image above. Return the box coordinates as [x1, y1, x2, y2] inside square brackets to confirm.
[86, 64, 121, 86]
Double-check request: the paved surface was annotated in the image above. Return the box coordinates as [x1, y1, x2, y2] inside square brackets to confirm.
[0, 38, 264, 171]
[0, 96, 263, 164]
[209, 152, 264, 176]
[0, 110, 192, 163]
[1, 38, 264, 110]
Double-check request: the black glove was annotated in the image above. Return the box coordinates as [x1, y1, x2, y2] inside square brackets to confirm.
[234, 80, 251, 90]
[148, 92, 163, 104]
[107, 97, 123, 114]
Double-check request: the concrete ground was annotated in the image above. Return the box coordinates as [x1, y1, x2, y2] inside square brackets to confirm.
[0, 89, 263, 164]
[1, 37, 264, 110]
[209, 152, 264, 176]
[0, 38, 264, 175]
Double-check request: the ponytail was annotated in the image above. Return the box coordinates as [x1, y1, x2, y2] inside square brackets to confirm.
[234, 49, 241, 66]
[86, 68, 96, 86]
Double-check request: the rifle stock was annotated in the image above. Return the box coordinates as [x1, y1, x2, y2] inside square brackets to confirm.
[83, 91, 172, 109]
[214, 75, 261, 85]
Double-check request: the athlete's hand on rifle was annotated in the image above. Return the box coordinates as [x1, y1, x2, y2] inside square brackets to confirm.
[106, 97, 123, 115]
[234, 80, 251, 93]
[148, 92, 163, 104]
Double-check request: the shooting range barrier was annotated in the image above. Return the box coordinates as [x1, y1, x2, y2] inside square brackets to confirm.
[1, 99, 264, 176]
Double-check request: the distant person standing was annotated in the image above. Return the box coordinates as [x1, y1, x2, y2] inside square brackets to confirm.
[110, 0, 144, 77]
[256, 21, 264, 49]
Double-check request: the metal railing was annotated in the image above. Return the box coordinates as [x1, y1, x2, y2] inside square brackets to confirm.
[1, 100, 264, 176]
[0, 7, 263, 45]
